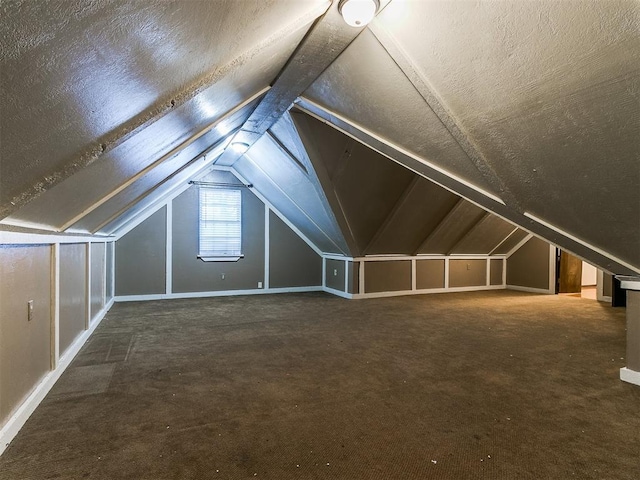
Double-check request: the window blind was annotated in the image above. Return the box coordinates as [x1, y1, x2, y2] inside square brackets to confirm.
[198, 188, 242, 260]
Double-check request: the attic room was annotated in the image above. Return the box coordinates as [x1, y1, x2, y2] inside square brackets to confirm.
[1, 0, 639, 478]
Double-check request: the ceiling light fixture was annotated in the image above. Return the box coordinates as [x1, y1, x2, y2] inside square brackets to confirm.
[230, 142, 250, 154]
[338, 0, 379, 27]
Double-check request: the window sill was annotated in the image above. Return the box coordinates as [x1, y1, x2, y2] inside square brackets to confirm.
[198, 255, 244, 262]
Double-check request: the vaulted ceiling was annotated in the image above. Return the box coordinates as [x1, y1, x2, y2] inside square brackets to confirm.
[1, 0, 638, 274]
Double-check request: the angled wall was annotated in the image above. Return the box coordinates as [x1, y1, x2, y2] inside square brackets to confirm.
[114, 172, 323, 299]
[506, 237, 554, 293]
[0, 236, 113, 454]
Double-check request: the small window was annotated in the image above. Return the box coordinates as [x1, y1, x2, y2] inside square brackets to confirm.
[198, 187, 243, 261]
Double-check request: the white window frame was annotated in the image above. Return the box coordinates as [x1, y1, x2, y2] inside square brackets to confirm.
[198, 187, 244, 262]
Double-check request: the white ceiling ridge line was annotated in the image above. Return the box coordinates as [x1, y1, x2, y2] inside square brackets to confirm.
[523, 212, 639, 274]
[57, 88, 270, 232]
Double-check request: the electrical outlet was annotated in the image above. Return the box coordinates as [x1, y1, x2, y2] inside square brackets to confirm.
[466, 263, 471, 270]
[258, 281, 263, 288]
[333, 269, 338, 276]
[221, 273, 225, 280]
[27, 300, 34, 321]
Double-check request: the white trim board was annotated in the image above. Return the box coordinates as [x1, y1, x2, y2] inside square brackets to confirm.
[620, 367, 640, 387]
[506, 285, 555, 295]
[0, 299, 114, 457]
[0, 231, 114, 245]
[524, 212, 639, 274]
[114, 285, 324, 302]
[323, 286, 352, 299]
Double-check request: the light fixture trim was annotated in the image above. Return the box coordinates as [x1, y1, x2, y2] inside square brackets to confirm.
[230, 142, 250, 154]
[338, 0, 379, 27]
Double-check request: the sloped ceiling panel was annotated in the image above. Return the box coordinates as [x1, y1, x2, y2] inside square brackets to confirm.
[366, 177, 461, 255]
[98, 150, 223, 237]
[0, 0, 326, 217]
[450, 214, 518, 255]
[303, 28, 497, 198]
[232, 132, 349, 255]
[69, 102, 258, 234]
[417, 201, 487, 255]
[268, 114, 313, 174]
[371, 0, 639, 269]
[294, 109, 518, 257]
[3, 23, 310, 231]
[330, 140, 415, 255]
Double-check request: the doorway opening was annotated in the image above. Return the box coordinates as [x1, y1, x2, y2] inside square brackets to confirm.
[555, 249, 602, 301]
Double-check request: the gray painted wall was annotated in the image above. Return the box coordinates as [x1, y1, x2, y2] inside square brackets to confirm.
[0, 245, 52, 426]
[325, 259, 346, 291]
[172, 186, 265, 293]
[90, 243, 105, 321]
[59, 244, 86, 356]
[269, 211, 322, 288]
[416, 260, 445, 289]
[115, 208, 167, 296]
[449, 259, 487, 288]
[348, 261, 360, 294]
[603, 273, 612, 298]
[627, 291, 640, 371]
[364, 261, 412, 293]
[506, 237, 551, 290]
[490, 259, 504, 286]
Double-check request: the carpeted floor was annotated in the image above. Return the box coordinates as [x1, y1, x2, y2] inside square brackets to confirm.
[1, 290, 638, 479]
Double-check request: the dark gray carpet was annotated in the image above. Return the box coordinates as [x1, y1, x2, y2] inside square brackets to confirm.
[1, 290, 638, 479]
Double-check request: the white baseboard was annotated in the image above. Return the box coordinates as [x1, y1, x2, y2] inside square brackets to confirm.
[115, 286, 323, 302]
[506, 285, 554, 295]
[348, 284, 505, 300]
[0, 299, 114, 457]
[323, 287, 353, 299]
[620, 367, 640, 387]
